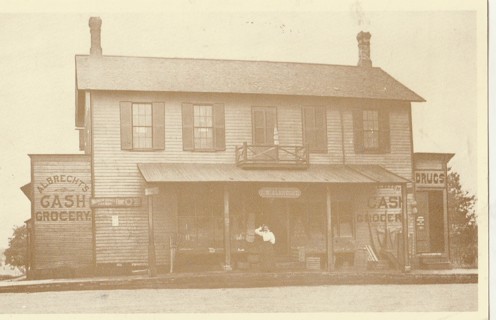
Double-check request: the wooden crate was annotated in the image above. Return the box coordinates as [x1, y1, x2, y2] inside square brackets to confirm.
[305, 257, 321, 270]
[237, 261, 250, 270]
[354, 248, 368, 271]
[247, 254, 260, 264]
[291, 247, 305, 262]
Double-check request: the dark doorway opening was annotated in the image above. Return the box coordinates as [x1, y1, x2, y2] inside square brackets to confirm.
[416, 191, 445, 254]
[428, 191, 444, 253]
[262, 199, 289, 256]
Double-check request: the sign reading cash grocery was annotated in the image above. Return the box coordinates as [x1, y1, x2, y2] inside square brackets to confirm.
[356, 184, 402, 226]
[258, 187, 301, 199]
[34, 174, 91, 222]
[414, 170, 446, 188]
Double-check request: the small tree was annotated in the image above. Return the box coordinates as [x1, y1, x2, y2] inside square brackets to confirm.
[3, 225, 27, 274]
[448, 168, 477, 267]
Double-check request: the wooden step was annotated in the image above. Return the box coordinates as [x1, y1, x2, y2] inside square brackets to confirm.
[419, 255, 452, 270]
[275, 261, 305, 270]
[369, 259, 390, 270]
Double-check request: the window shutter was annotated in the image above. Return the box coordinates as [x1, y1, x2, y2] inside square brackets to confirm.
[213, 103, 225, 151]
[266, 108, 276, 145]
[152, 102, 165, 150]
[182, 103, 194, 151]
[352, 109, 364, 153]
[253, 109, 265, 145]
[302, 106, 312, 148]
[315, 107, 327, 152]
[120, 101, 133, 150]
[379, 109, 390, 153]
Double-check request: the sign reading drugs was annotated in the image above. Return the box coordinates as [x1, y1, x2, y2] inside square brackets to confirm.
[414, 170, 446, 188]
[34, 174, 91, 222]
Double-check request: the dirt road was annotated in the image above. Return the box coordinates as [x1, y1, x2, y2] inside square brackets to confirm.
[0, 283, 477, 313]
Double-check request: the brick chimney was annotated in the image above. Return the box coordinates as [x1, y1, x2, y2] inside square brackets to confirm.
[89, 17, 102, 56]
[356, 31, 372, 67]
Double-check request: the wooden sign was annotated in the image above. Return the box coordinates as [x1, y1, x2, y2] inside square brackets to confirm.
[356, 184, 402, 227]
[145, 187, 160, 196]
[414, 170, 446, 188]
[258, 187, 301, 199]
[90, 197, 142, 208]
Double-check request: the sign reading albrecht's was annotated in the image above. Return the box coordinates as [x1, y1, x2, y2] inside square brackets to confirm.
[35, 174, 91, 222]
[29, 155, 93, 276]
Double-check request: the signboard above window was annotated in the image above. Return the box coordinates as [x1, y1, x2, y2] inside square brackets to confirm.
[258, 187, 301, 199]
[414, 170, 446, 188]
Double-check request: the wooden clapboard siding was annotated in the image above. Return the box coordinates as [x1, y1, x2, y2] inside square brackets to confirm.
[90, 91, 414, 263]
[414, 160, 444, 170]
[354, 190, 375, 248]
[315, 107, 342, 164]
[92, 92, 413, 180]
[84, 91, 92, 154]
[94, 207, 148, 264]
[340, 100, 413, 180]
[352, 186, 416, 255]
[30, 155, 93, 270]
[277, 105, 302, 146]
[91, 91, 414, 196]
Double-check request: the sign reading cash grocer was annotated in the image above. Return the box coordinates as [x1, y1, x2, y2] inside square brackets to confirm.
[34, 174, 91, 222]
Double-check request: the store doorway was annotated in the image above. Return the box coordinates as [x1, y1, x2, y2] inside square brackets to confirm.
[416, 191, 445, 253]
[262, 199, 289, 256]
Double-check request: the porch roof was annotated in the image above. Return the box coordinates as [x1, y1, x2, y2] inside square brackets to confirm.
[137, 163, 409, 184]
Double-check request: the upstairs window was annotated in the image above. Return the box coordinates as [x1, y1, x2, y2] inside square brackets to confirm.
[302, 106, 327, 153]
[120, 101, 165, 151]
[362, 110, 379, 150]
[182, 103, 225, 151]
[252, 106, 276, 145]
[353, 108, 390, 153]
[193, 105, 214, 150]
[132, 103, 152, 149]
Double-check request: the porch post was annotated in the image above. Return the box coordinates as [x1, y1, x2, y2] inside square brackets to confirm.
[326, 185, 334, 272]
[145, 187, 158, 277]
[223, 184, 232, 271]
[444, 156, 451, 261]
[401, 183, 411, 272]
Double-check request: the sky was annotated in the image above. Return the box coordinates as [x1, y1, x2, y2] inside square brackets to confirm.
[0, 1, 486, 249]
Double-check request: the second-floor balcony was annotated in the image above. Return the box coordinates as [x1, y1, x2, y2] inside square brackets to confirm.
[235, 143, 309, 169]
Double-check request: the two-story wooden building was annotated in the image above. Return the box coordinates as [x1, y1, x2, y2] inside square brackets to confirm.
[22, 17, 454, 278]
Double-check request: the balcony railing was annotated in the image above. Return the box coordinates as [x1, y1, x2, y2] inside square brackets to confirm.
[235, 143, 309, 169]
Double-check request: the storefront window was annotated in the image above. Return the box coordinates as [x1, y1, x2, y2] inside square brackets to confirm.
[332, 201, 354, 238]
[289, 197, 326, 253]
[177, 185, 223, 250]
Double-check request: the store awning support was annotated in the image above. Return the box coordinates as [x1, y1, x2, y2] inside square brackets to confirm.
[401, 183, 411, 272]
[326, 185, 334, 272]
[223, 184, 232, 271]
[145, 186, 158, 277]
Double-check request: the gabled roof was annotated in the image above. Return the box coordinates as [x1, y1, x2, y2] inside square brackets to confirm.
[75, 55, 425, 102]
[414, 152, 455, 163]
[20, 183, 32, 202]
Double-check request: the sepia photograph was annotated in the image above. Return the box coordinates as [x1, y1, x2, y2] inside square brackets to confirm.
[0, 0, 488, 318]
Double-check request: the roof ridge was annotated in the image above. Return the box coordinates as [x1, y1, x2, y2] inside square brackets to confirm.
[75, 54, 378, 69]
[75, 55, 425, 102]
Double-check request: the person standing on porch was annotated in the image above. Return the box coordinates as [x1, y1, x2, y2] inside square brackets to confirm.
[255, 224, 276, 272]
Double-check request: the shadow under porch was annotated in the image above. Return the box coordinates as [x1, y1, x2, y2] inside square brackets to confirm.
[148, 182, 405, 274]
